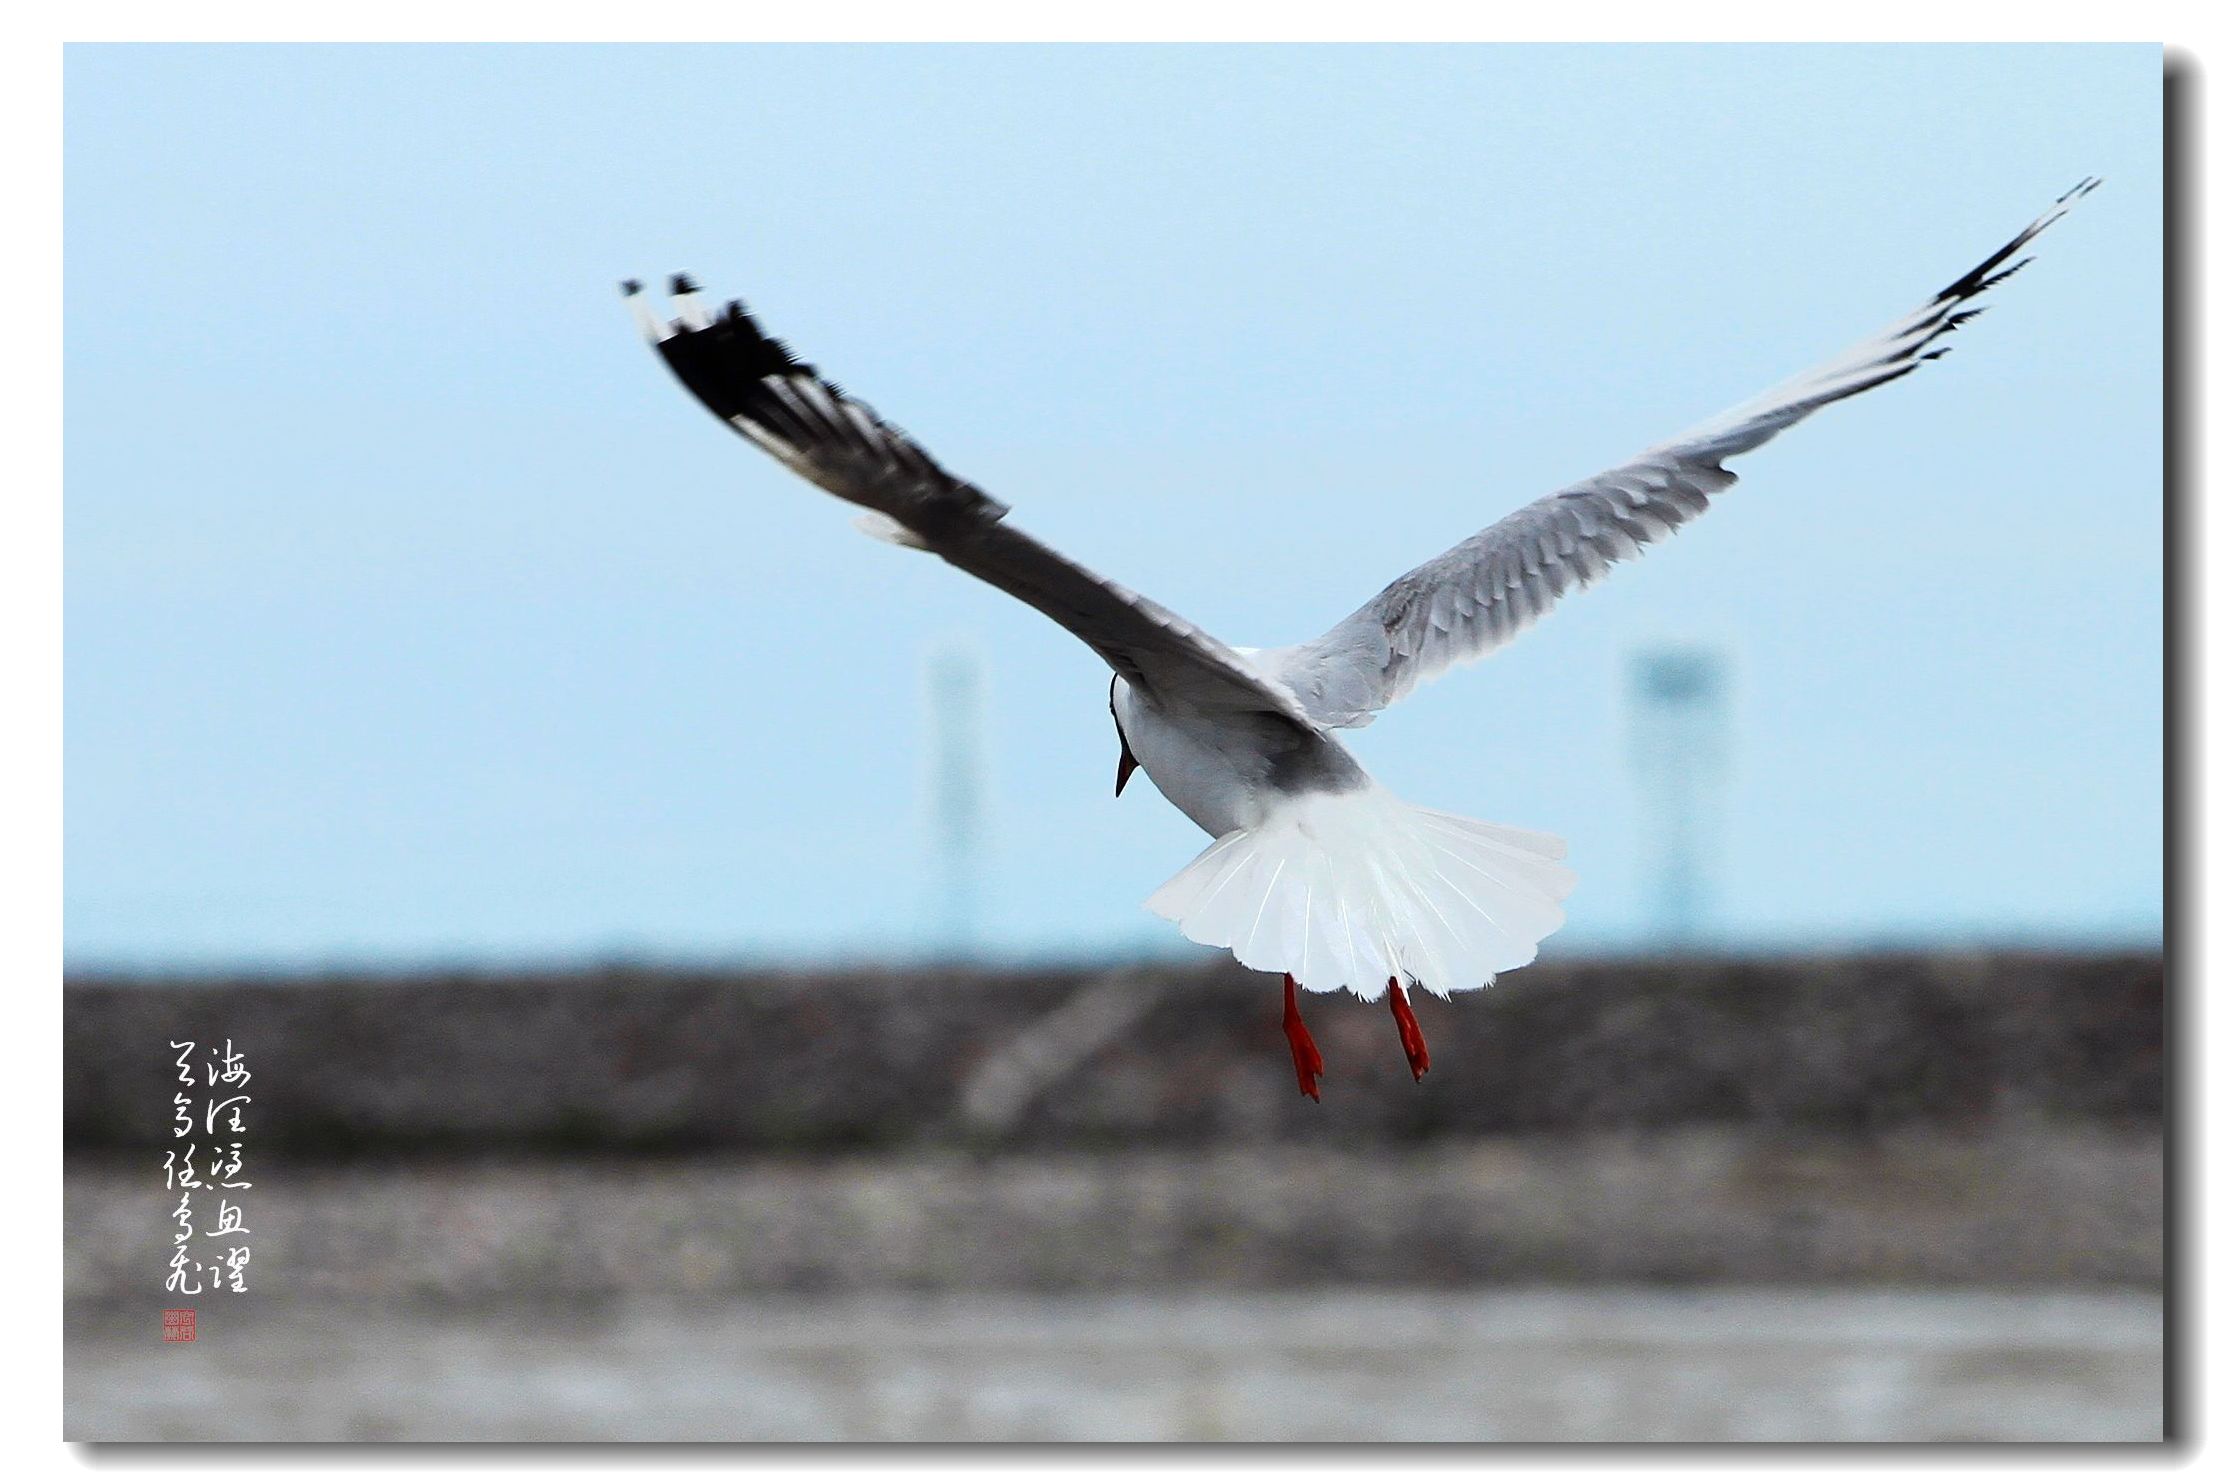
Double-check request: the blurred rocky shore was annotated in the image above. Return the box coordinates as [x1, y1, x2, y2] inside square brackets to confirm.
[67, 948, 2163, 1155]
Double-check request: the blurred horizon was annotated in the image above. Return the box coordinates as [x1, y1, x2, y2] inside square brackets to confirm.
[65, 44, 2163, 973]
[62, 927, 2164, 984]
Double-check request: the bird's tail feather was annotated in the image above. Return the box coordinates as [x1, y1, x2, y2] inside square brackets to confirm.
[1144, 786, 1575, 998]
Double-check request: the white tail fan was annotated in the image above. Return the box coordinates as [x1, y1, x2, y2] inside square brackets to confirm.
[1144, 785, 1576, 998]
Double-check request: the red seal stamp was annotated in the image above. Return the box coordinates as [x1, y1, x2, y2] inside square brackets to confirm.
[162, 1308, 196, 1343]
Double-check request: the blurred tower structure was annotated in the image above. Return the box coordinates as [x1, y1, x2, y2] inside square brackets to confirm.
[925, 644, 987, 957]
[1625, 645, 1733, 945]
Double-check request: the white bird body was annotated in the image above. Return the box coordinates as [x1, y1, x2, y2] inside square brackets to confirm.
[1109, 676, 1267, 838]
[627, 179, 2096, 1088]
[1109, 673, 1575, 998]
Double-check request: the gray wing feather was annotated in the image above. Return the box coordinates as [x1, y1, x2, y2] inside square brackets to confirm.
[1265, 178, 2100, 729]
[633, 278, 1315, 725]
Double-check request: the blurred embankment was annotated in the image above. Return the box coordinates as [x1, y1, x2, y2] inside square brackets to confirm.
[66, 950, 2163, 1293]
[64, 949, 2166, 1441]
[68, 950, 2162, 1153]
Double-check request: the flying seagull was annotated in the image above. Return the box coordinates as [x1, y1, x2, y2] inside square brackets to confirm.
[627, 178, 2097, 1100]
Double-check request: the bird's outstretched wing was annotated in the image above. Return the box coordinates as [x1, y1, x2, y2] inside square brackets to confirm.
[1262, 178, 2101, 729]
[629, 275, 1315, 726]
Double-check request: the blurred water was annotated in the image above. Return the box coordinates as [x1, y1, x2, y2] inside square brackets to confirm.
[69, 1288, 2162, 1443]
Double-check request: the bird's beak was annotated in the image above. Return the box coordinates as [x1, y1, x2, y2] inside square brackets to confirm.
[1116, 739, 1140, 797]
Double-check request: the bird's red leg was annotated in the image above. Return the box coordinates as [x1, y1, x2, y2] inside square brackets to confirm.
[1282, 973, 1324, 1101]
[1387, 978, 1430, 1081]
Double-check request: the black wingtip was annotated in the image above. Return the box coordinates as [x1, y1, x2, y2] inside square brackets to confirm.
[1979, 255, 2036, 294]
[649, 278, 812, 421]
[1930, 180, 2096, 307]
[620, 278, 644, 297]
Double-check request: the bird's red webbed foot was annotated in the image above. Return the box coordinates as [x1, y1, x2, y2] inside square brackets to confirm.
[1282, 973, 1325, 1101]
[1387, 978, 1430, 1081]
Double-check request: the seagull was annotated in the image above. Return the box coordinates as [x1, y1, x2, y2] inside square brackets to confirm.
[627, 178, 2097, 1100]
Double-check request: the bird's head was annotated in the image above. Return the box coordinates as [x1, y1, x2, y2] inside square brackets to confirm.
[1109, 677, 1140, 798]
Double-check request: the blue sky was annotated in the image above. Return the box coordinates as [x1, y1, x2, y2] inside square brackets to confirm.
[65, 44, 2161, 970]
